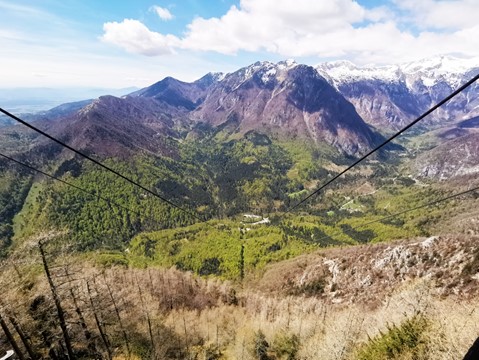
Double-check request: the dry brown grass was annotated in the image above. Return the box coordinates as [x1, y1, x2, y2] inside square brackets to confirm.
[1, 234, 479, 359]
[156, 279, 479, 359]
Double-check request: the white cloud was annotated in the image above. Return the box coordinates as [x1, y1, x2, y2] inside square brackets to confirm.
[151, 5, 174, 21]
[101, 19, 180, 56]
[180, 0, 368, 54]
[101, 0, 479, 64]
[393, 0, 479, 30]
[0, 29, 24, 41]
[0, 0, 50, 17]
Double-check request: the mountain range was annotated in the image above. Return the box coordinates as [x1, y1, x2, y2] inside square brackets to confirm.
[1, 55, 477, 189]
[2, 56, 477, 156]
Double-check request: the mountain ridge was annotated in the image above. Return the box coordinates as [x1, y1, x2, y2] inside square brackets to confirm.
[316, 55, 479, 130]
[190, 61, 385, 155]
[1, 56, 477, 174]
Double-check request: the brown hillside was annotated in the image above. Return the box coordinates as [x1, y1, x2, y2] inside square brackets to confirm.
[258, 234, 479, 305]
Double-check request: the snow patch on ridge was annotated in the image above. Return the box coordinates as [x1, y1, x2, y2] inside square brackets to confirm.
[316, 55, 479, 89]
[316, 61, 401, 85]
[261, 68, 277, 83]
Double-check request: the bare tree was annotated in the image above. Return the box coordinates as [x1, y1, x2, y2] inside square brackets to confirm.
[135, 274, 155, 358]
[64, 266, 97, 357]
[39, 239, 74, 359]
[0, 313, 25, 360]
[102, 272, 131, 357]
[7, 313, 39, 359]
[86, 280, 112, 360]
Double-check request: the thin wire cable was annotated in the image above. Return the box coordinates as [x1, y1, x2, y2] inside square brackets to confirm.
[0, 108, 204, 222]
[288, 73, 479, 212]
[0, 151, 145, 218]
[355, 184, 479, 230]
[309, 184, 479, 245]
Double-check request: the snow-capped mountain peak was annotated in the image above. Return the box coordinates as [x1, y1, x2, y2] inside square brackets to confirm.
[315, 55, 479, 130]
[401, 55, 477, 75]
[221, 59, 300, 87]
[317, 55, 478, 88]
[208, 72, 226, 82]
[277, 58, 298, 69]
[400, 55, 479, 88]
[316, 61, 401, 85]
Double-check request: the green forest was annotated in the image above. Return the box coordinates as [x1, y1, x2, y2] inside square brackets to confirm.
[0, 130, 466, 280]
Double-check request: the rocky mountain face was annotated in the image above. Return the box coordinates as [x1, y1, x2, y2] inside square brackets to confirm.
[413, 131, 479, 180]
[37, 95, 186, 159]
[191, 60, 384, 155]
[316, 56, 479, 131]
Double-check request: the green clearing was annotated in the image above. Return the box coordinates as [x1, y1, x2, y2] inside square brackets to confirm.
[127, 220, 315, 279]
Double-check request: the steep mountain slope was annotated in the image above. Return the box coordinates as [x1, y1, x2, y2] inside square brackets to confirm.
[37, 95, 181, 158]
[317, 56, 479, 131]
[413, 131, 479, 180]
[128, 72, 223, 110]
[191, 61, 384, 155]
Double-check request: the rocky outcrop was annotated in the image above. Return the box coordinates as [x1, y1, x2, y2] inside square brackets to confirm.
[413, 132, 479, 180]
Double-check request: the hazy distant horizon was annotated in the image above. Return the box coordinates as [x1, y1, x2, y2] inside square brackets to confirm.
[0, 86, 140, 114]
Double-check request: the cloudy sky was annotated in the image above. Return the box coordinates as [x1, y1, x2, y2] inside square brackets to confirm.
[1, 0, 478, 88]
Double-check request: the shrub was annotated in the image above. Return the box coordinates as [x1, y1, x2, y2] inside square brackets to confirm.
[252, 330, 270, 360]
[272, 331, 300, 360]
[462, 249, 479, 277]
[289, 276, 326, 296]
[355, 315, 429, 360]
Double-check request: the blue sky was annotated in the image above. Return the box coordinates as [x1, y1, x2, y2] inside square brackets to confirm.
[1, 0, 478, 88]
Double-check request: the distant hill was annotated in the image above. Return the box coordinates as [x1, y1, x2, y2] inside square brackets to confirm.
[0, 86, 138, 126]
